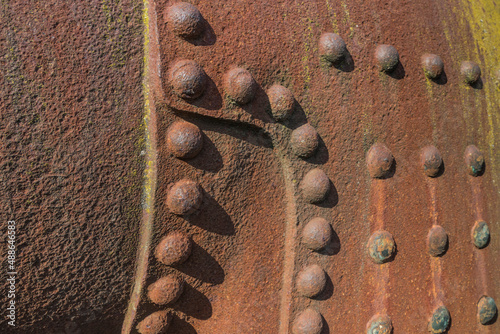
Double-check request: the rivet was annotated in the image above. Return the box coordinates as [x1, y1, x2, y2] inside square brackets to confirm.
[428, 306, 451, 334]
[166, 179, 203, 215]
[472, 221, 490, 249]
[478, 296, 498, 325]
[421, 145, 443, 177]
[155, 232, 192, 266]
[302, 217, 332, 251]
[319, 32, 347, 65]
[223, 67, 257, 105]
[366, 314, 393, 334]
[464, 145, 485, 176]
[366, 143, 394, 179]
[267, 84, 295, 121]
[290, 124, 319, 159]
[147, 274, 184, 305]
[169, 59, 207, 100]
[427, 225, 448, 257]
[461, 61, 481, 84]
[421, 54, 444, 79]
[166, 121, 203, 159]
[165, 2, 204, 39]
[367, 230, 395, 264]
[375, 45, 399, 72]
[292, 308, 324, 334]
[300, 168, 330, 204]
[137, 310, 171, 334]
[296, 264, 327, 298]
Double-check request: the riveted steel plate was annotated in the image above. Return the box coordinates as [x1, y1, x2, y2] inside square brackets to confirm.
[1, 0, 500, 333]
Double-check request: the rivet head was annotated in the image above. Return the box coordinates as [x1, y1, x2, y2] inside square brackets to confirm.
[367, 143, 394, 179]
[367, 230, 395, 264]
[421, 145, 443, 177]
[366, 314, 393, 334]
[147, 275, 184, 305]
[292, 308, 324, 334]
[137, 311, 171, 334]
[464, 145, 485, 176]
[319, 32, 347, 64]
[427, 225, 448, 257]
[428, 306, 451, 333]
[165, 2, 204, 39]
[166, 179, 203, 215]
[290, 124, 319, 159]
[472, 221, 490, 249]
[421, 54, 444, 79]
[375, 45, 399, 72]
[461, 61, 481, 84]
[267, 84, 295, 121]
[478, 296, 498, 325]
[223, 67, 257, 105]
[302, 217, 332, 251]
[296, 264, 327, 298]
[166, 121, 203, 159]
[155, 232, 192, 266]
[300, 168, 330, 204]
[169, 60, 207, 100]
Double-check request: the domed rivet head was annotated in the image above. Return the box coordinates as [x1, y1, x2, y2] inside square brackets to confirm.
[267, 84, 295, 121]
[366, 314, 393, 334]
[165, 2, 204, 39]
[147, 275, 184, 305]
[375, 44, 399, 72]
[428, 306, 451, 333]
[427, 225, 448, 257]
[319, 32, 347, 65]
[421, 145, 443, 177]
[292, 308, 324, 334]
[166, 121, 203, 159]
[137, 310, 172, 334]
[367, 143, 394, 179]
[421, 54, 444, 79]
[300, 168, 330, 204]
[169, 60, 207, 100]
[296, 264, 327, 298]
[223, 67, 257, 105]
[461, 61, 481, 84]
[290, 124, 319, 159]
[472, 221, 490, 249]
[166, 179, 203, 215]
[367, 230, 395, 264]
[478, 296, 498, 325]
[464, 145, 485, 176]
[155, 232, 192, 266]
[302, 217, 332, 251]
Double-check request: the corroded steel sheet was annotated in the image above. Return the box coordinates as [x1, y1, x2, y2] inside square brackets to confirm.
[1, 0, 500, 333]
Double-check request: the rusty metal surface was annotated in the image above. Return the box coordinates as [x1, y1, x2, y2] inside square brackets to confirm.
[1, 0, 500, 333]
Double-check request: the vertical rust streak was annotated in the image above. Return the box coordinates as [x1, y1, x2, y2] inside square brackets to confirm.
[278, 156, 298, 334]
[470, 178, 489, 296]
[427, 179, 444, 306]
[371, 180, 389, 313]
[122, 0, 161, 333]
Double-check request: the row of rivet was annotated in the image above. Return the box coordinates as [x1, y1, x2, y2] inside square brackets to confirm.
[165, 2, 491, 106]
[365, 143, 496, 333]
[137, 139, 204, 334]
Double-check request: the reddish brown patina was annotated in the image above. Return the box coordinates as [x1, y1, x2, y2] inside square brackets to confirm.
[1, 0, 499, 333]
